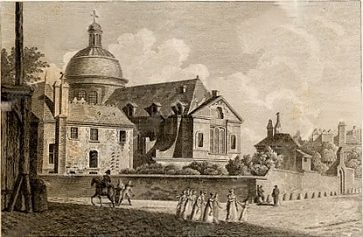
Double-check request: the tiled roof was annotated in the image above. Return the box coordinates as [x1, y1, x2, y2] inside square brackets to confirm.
[106, 78, 211, 117]
[67, 103, 133, 127]
[255, 133, 299, 148]
[73, 47, 115, 58]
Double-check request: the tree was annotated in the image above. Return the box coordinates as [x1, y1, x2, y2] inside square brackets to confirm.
[311, 152, 328, 174]
[225, 155, 251, 176]
[345, 147, 362, 178]
[249, 147, 284, 176]
[1, 47, 49, 84]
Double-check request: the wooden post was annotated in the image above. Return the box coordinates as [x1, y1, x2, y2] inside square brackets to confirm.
[15, 2, 23, 86]
[7, 2, 33, 213]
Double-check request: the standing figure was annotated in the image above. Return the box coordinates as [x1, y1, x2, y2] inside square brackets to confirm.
[198, 191, 206, 221]
[238, 200, 248, 222]
[190, 191, 204, 221]
[176, 190, 188, 218]
[212, 193, 223, 224]
[182, 189, 193, 220]
[226, 189, 238, 222]
[119, 181, 133, 206]
[203, 193, 214, 223]
[188, 190, 197, 220]
[272, 185, 280, 206]
[114, 179, 124, 205]
[257, 185, 265, 204]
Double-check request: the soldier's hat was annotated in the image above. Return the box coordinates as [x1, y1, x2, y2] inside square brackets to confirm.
[105, 170, 111, 175]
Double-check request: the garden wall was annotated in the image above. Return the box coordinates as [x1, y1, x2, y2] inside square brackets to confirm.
[39, 174, 265, 202]
[257, 169, 362, 201]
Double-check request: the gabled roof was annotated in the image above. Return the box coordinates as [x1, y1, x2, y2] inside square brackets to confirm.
[106, 78, 211, 117]
[189, 95, 243, 122]
[296, 149, 312, 158]
[255, 133, 299, 148]
[67, 103, 133, 127]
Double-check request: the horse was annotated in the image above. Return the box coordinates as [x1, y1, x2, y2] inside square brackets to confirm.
[90, 177, 116, 207]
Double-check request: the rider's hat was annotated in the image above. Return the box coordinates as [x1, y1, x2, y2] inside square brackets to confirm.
[105, 170, 111, 175]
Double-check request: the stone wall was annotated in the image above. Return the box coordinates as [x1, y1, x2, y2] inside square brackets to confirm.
[256, 169, 361, 201]
[40, 174, 263, 202]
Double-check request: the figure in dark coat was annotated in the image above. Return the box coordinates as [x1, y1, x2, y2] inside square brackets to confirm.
[102, 170, 112, 193]
[272, 185, 280, 206]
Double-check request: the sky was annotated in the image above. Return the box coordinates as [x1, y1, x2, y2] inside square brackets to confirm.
[1, 1, 362, 154]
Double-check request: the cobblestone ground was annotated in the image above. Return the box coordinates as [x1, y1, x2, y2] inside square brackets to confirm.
[1, 195, 362, 236]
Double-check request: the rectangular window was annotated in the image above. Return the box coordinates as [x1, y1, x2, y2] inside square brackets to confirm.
[48, 144, 55, 164]
[197, 133, 204, 147]
[120, 130, 126, 144]
[90, 128, 98, 141]
[71, 127, 78, 139]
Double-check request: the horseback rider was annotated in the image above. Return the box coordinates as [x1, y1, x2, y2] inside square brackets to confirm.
[102, 170, 112, 192]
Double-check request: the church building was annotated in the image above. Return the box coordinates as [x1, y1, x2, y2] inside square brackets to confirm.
[32, 16, 243, 175]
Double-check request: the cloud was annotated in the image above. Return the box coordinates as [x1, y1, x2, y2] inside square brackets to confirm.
[108, 28, 209, 85]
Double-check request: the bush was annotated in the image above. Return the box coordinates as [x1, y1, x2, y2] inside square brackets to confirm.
[135, 163, 164, 174]
[176, 168, 200, 175]
[119, 168, 137, 174]
[225, 155, 251, 175]
[182, 161, 227, 175]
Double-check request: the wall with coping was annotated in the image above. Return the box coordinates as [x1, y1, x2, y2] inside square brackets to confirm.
[39, 174, 263, 202]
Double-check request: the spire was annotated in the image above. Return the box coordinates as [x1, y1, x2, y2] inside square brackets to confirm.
[274, 112, 281, 134]
[267, 119, 273, 138]
[88, 10, 102, 47]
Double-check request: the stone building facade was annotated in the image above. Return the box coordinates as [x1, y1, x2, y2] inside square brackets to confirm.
[32, 17, 244, 174]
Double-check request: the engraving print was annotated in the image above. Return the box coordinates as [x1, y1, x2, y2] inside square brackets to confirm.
[1, 1, 362, 236]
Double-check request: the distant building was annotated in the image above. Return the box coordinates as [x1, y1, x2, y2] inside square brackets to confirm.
[310, 122, 361, 150]
[255, 113, 311, 172]
[32, 16, 243, 174]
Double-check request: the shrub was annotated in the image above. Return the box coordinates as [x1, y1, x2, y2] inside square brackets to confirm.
[225, 155, 251, 175]
[119, 168, 137, 174]
[135, 163, 164, 174]
[182, 161, 226, 175]
[176, 168, 200, 175]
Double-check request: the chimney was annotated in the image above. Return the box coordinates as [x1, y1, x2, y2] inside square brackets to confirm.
[274, 112, 281, 134]
[60, 80, 69, 116]
[267, 119, 274, 138]
[212, 90, 219, 97]
[180, 85, 187, 93]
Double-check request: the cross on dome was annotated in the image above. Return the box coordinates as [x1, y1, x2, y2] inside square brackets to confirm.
[91, 9, 99, 23]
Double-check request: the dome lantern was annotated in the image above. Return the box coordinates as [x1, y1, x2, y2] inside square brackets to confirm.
[88, 10, 102, 47]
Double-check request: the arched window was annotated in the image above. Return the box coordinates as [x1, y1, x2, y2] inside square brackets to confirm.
[89, 150, 98, 168]
[216, 107, 224, 119]
[214, 128, 219, 154]
[88, 91, 98, 104]
[231, 135, 236, 150]
[219, 128, 225, 154]
[210, 128, 214, 152]
[78, 90, 86, 99]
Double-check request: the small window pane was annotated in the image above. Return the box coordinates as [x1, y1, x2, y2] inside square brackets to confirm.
[89, 91, 98, 104]
[78, 90, 86, 99]
[49, 144, 55, 164]
[71, 127, 78, 139]
[120, 130, 126, 144]
[210, 128, 214, 153]
[90, 128, 98, 141]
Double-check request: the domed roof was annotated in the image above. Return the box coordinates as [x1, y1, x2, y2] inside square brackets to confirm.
[65, 48, 124, 80]
[65, 20, 127, 84]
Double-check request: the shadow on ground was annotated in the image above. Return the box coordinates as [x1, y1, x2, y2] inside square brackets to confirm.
[2, 202, 316, 237]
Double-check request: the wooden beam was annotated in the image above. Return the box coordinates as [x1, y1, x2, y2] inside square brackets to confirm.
[15, 2, 24, 86]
